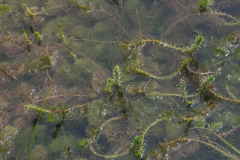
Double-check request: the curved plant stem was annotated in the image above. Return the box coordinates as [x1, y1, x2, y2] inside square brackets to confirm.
[209, 89, 240, 104]
[192, 139, 239, 159]
[70, 38, 124, 44]
[31, 94, 87, 103]
[99, 116, 122, 129]
[89, 145, 129, 159]
[133, 117, 164, 157]
[208, 57, 232, 68]
[135, 58, 192, 79]
[143, 79, 152, 93]
[186, 65, 213, 75]
[126, 36, 203, 53]
[195, 127, 240, 155]
[55, 103, 88, 113]
[225, 80, 237, 99]
[211, 11, 238, 22]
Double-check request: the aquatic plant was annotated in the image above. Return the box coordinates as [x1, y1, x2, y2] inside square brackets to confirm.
[22, 29, 31, 51]
[22, 4, 34, 17]
[34, 31, 42, 46]
[123, 36, 204, 54]
[58, 22, 65, 42]
[134, 58, 192, 79]
[105, 64, 122, 92]
[199, 0, 213, 12]
[69, 0, 91, 13]
[0, 4, 10, 15]
[2, 0, 240, 159]
[130, 117, 166, 157]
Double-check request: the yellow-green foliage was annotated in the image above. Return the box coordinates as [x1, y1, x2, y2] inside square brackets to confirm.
[199, 0, 213, 11]
[22, 29, 31, 44]
[58, 22, 65, 41]
[105, 78, 113, 92]
[24, 104, 50, 113]
[0, 4, 10, 15]
[34, 31, 42, 40]
[105, 64, 122, 92]
[25, 54, 53, 74]
[22, 4, 34, 16]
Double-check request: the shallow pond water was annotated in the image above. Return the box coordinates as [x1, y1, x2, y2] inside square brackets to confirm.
[1, 0, 240, 160]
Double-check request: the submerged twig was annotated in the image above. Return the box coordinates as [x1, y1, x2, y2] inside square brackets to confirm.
[186, 65, 213, 75]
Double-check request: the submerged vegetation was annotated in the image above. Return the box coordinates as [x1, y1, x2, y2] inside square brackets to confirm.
[1, 0, 240, 159]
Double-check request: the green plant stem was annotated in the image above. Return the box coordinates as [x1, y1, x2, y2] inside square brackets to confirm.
[192, 139, 238, 159]
[195, 127, 240, 156]
[141, 118, 163, 140]
[113, 65, 121, 86]
[71, 38, 124, 44]
[24, 104, 50, 113]
[25, 103, 88, 114]
[135, 118, 164, 157]
[89, 146, 129, 159]
[27, 72, 56, 160]
[125, 37, 203, 53]
[78, 116, 122, 148]
[135, 58, 192, 79]
[22, 29, 31, 44]
[69, 52, 78, 61]
[58, 23, 65, 41]
[22, 4, 34, 17]
[225, 80, 237, 99]
[209, 89, 240, 104]
[146, 91, 199, 99]
[105, 78, 113, 92]
[213, 132, 240, 155]
[34, 31, 42, 41]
